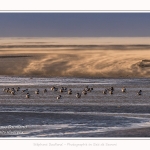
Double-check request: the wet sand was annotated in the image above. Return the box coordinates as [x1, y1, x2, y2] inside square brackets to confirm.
[104, 127, 150, 137]
[0, 110, 150, 137]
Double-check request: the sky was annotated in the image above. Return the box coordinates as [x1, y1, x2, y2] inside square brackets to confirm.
[0, 13, 150, 37]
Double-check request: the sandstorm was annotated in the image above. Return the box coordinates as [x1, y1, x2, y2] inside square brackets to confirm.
[0, 37, 150, 78]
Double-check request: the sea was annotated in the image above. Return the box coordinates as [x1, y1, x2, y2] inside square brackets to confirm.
[0, 76, 150, 137]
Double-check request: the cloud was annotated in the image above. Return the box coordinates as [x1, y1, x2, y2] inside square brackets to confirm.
[1, 39, 150, 78]
[22, 49, 150, 78]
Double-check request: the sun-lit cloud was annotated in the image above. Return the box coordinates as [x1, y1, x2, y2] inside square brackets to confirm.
[1, 37, 150, 78]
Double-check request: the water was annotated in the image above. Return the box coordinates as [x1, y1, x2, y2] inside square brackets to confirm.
[0, 76, 150, 137]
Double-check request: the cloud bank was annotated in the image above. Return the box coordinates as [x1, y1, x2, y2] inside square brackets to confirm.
[1, 38, 150, 78]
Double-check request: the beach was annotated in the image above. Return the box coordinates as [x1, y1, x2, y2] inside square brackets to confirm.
[0, 37, 150, 137]
[0, 77, 150, 137]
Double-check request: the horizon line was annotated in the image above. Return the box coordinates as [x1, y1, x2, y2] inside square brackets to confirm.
[1, 36, 150, 38]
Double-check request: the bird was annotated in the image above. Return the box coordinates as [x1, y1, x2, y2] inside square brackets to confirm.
[68, 89, 72, 95]
[6, 88, 10, 93]
[11, 90, 15, 95]
[26, 93, 30, 98]
[60, 88, 64, 93]
[64, 87, 67, 91]
[3, 88, 6, 92]
[107, 86, 114, 95]
[82, 90, 87, 95]
[51, 86, 55, 91]
[110, 87, 114, 92]
[76, 93, 81, 98]
[137, 90, 142, 95]
[57, 95, 61, 99]
[109, 90, 113, 95]
[51, 86, 58, 91]
[121, 87, 126, 93]
[22, 89, 28, 92]
[16, 87, 20, 91]
[35, 89, 39, 94]
[43, 89, 47, 93]
[103, 89, 107, 94]
[84, 86, 89, 91]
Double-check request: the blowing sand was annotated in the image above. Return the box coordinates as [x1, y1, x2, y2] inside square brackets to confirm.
[0, 37, 150, 78]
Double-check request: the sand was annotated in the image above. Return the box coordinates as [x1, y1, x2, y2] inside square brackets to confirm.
[0, 37, 150, 78]
[0, 37, 150, 137]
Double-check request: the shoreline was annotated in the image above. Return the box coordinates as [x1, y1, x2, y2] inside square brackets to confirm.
[0, 110, 150, 137]
[1, 75, 150, 79]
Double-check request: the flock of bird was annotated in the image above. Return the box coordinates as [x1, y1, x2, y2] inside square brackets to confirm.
[2, 86, 143, 99]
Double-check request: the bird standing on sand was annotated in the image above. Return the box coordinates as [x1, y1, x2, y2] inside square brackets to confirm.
[3, 88, 6, 92]
[121, 87, 126, 93]
[11, 90, 15, 95]
[51, 86, 55, 91]
[64, 87, 67, 92]
[51, 86, 58, 91]
[57, 95, 61, 99]
[43, 89, 47, 93]
[103, 89, 107, 94]
[22, 89, 28, 92]
[110, 87, 114, 92]
[109, 90, 113, 95]
[137, 90, 142, 95]
[68, 89, 72, 95]
[82, 90, 87, 95]
[60, 87, 64, 93]
[16, 87, 20, 91]
[35, 89, 39, 94]
[26, 93, 30, 98]
[76, 93, 81, 98]
[6, 88, 10, 93]
[107, 86, 114, 94]
[84, 86, 89, 91]
[84, 86, 93, 92]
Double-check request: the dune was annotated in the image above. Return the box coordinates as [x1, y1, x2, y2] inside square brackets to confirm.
[0, 37, 150, 78]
